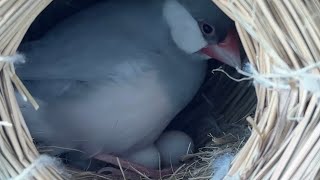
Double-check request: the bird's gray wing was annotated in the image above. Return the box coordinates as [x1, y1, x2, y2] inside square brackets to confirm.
[16, 0, 167, 81]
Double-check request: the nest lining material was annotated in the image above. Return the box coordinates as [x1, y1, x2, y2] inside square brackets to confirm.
[0, 0, 319, 179]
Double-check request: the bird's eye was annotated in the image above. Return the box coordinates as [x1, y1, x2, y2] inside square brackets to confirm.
[201, 23, 215, 36]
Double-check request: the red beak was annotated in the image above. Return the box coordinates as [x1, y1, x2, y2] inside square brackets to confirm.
[200, 29, 241, 68]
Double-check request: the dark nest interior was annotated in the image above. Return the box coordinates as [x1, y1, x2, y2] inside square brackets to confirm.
[19, 0, 257, 179]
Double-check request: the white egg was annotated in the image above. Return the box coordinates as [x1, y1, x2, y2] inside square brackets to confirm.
[125, 145, 160, 169]
[156, 131, 194, 167]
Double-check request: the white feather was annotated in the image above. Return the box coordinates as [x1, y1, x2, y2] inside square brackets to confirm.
[211, 153, 234, 180]
[163, 0, 207, 54]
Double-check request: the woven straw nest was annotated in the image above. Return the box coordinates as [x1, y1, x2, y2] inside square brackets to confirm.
[0, 0, 320, 179]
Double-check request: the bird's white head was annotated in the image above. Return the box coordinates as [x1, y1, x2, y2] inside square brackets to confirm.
[163, 0, 208, 54]
[163, 0, 241, 68]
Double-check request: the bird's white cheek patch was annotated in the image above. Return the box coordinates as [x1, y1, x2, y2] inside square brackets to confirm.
[163, 0, 208, 54]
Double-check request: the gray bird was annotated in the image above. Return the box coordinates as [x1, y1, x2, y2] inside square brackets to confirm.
[16, 0, 240, 172]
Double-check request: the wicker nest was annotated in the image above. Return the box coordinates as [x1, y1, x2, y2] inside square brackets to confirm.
[0, 0, 319, 179]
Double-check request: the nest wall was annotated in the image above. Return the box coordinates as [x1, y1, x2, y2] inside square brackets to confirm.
[0, 0, 319, 179]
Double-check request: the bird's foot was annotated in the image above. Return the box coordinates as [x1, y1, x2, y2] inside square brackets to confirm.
[94, 153, 177, 179]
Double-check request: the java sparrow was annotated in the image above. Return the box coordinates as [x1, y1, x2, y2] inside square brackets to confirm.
[16, 0, 241, 175]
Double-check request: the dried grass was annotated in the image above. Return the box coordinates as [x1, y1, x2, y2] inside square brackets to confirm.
[0, 0, 67, 179]
[0, 0, 318, 179]
[213, 0, 320, 179]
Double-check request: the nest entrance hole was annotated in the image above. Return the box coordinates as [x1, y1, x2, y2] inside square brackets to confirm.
[19, 0, 257, 178]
